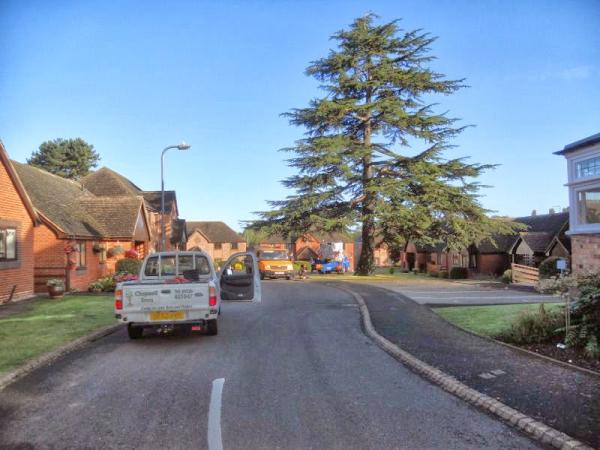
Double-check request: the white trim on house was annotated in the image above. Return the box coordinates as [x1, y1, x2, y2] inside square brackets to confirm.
[562, 140, 600, 235]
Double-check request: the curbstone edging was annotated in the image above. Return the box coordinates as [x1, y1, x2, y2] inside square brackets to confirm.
[334, 284, 593, 450]
[0, 323, 123, 391]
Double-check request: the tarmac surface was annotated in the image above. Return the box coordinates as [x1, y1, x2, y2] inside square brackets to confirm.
[342, 282, 600, 448]
[0, 282, 538, 450]
[371, 281, 561, 306]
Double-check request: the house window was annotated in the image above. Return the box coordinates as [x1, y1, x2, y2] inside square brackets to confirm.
[76, 242, 86, 268]
[214, 243, 222, 250]
[0, 228, 17, 260]
[577, 188, 600, 224]
[576, 156, 600, 179]
[231, 242, 238, 250]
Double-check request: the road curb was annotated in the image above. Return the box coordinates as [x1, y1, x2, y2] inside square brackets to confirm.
[0, 323, 123, 392]
[334, 284, 593, 450]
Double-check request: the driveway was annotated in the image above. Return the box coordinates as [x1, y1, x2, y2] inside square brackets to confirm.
[369, 280, 561, 306]
[0, 282, 537, 449]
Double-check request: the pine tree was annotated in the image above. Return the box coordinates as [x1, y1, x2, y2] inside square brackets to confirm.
[252, 14, 516, 275]
[28, 138, 100, 179]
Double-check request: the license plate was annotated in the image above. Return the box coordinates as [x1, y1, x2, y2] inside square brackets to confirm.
[275, 272, 284, 275]
[149, 311, 185, 321]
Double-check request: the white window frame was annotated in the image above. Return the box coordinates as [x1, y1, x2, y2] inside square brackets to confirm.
[565, 143, 600, 234]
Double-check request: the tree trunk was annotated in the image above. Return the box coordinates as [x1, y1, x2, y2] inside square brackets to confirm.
[356, 91, 375, 276]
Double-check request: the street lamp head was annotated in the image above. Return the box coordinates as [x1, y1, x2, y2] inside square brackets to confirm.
[177, 141, 191, 150]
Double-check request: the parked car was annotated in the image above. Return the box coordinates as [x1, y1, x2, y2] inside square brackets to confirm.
[257, 249, 295, 280]
[115, 250, 261, 339]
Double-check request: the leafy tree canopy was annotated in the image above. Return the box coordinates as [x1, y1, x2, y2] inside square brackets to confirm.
[27, 138, 100, 179]
[250, 14, 519, 275]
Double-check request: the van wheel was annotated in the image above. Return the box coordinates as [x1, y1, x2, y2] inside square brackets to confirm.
[206, 319, 218, 336]
[127, 324, 143, 339]
[260, 272, 265, 280]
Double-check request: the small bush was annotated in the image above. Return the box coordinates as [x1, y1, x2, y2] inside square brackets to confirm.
[539, 256, 570, 279]
[502, 269, 512, 284]
[116, 258, 142, 275]
[439, 270, 448, 279]
[498, 303, 563, 344]
[449, 267, 468, 279]
[429, 271, 439, 278]
[389, 267, 395, 274]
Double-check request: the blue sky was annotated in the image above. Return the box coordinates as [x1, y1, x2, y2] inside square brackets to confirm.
[1, 0, 599, 231]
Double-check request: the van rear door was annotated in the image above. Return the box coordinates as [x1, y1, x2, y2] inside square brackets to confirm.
[219, 252, 261, 302]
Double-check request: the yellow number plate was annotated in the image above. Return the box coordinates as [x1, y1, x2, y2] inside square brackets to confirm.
[149, 311, 185, 321]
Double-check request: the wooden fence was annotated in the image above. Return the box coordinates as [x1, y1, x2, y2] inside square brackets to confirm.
[34, 266, 67, 293]
[511, 263, 539, 284]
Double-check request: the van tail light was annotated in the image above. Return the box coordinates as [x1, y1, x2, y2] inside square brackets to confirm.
[209, 286, 217, 307]
[115, 289, 123, 310]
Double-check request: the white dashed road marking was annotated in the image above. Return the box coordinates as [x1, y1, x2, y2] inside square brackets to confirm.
[208, 378, 225, 450]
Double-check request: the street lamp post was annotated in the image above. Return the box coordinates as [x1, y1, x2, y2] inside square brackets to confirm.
[161, 142, 191, 251]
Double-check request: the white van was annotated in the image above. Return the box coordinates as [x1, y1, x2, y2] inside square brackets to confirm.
[114, 251, 261, 339]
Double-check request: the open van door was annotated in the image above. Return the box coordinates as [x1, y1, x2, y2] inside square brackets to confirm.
[220, 252, 262, 302]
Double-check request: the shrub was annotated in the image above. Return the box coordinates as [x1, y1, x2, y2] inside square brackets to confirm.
[498, 304, 564, 344]
[429, 271, 439, 278]
[539, 256, 570, 279]
[449, 267, 468, 279]
[501, 269, 512, 284]
[439, 270, 448, 279]
[88, 281, 103, 292]
[116, 258, 142, 275]
[412, 268, 419, 275]
[389, 267, 395, 274]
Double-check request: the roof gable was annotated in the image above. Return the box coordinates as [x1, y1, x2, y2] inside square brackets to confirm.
[0, 142, 38, 224]
[186, 221, 245, 243]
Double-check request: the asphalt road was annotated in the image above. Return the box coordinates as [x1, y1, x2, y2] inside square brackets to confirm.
[371, 282, 561, 306]
[0, 282, 539, 449]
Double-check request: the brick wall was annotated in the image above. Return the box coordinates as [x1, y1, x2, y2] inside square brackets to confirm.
[186, 231, 247, 262]
[478, 253, 510, 276]
[571, 234, 600, 274]
[0, 159, 35, 302]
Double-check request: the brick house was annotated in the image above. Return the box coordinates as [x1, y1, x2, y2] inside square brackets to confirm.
[186, 221, 247, 262]
[13, 162, 151, 292]
[422, 243, 470, 274]
[555, 132, 600, 273]
[81, 168, 182, 252]
[468, 212, 570, 276]
[0, 142, 38, 302]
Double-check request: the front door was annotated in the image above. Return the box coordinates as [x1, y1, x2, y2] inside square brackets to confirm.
[220, 252, 262, 302]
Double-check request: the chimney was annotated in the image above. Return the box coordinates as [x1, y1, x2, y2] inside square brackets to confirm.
[531, 209, 537, 216]
[549, 208, 555, 215]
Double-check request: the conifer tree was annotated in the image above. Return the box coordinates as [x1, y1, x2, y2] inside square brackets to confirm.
[28, 138, 100, 179]
[252, 15, 515, 275]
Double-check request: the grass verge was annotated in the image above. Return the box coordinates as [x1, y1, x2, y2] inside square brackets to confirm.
[434, 303, 563, 337]
[0, 295, 114, 375]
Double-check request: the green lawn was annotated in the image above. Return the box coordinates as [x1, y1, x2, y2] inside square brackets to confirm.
[0, 295, 114, 375]
[434, 303, 563, 337]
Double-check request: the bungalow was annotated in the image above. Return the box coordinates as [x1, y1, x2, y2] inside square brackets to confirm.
[0, 142, 38, 302]
[422, 243, 470, 274]
[81, 167, 182, 252]
[13, 162, 152, 292]
[469, 211, 570, 275]
[186, 221, 247, 262]
[555, 132, 600, 273]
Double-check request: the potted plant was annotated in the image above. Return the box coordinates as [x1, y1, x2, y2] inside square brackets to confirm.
[92, 243, 105, 253]
[47, 279, 65, 298]
[108, 245, 124, 258]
